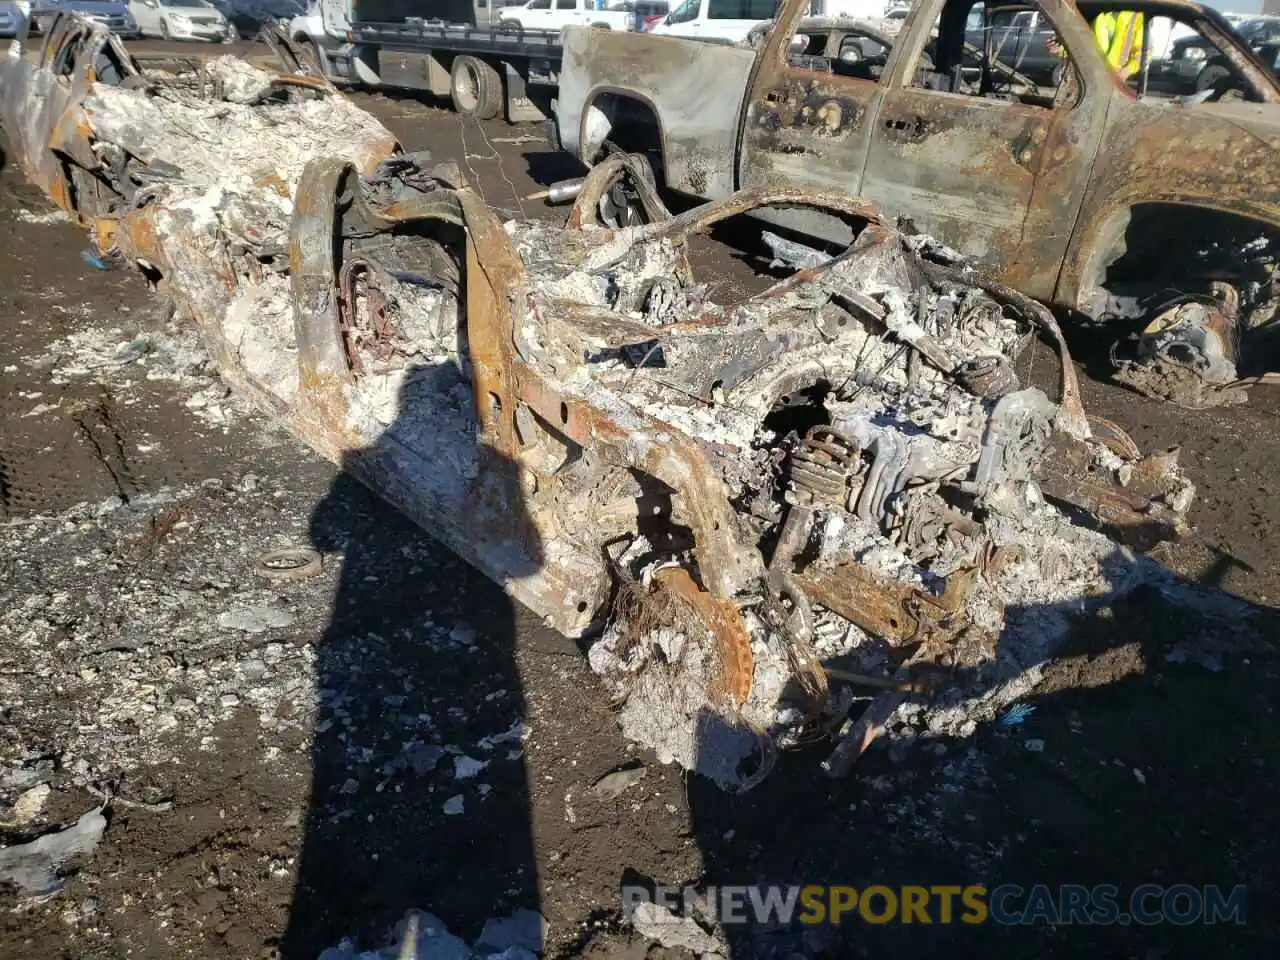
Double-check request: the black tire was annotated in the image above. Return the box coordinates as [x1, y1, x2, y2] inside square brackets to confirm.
[159, 17, 171, 39]
[450, 55, 503, 121]
[1195, 63, 1229, 93]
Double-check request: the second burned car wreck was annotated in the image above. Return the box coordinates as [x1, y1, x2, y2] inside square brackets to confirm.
[2, 16, 1200, 789]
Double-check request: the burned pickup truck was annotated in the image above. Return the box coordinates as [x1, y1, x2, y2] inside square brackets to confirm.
[555, 0, 1280, 407]
[2, 16, 1202, 787]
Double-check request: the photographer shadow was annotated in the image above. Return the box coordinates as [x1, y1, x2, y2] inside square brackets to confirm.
[685, 546, 1276, 958]
[281, 361, 545, 958]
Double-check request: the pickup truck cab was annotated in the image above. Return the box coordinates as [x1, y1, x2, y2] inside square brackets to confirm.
[498, 0, 632, 31]
[648, 0, 776, 43]
[557, 0, 1280, 336]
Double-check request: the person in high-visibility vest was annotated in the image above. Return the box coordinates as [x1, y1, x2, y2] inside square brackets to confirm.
[1091, 10, 1145, 80]
[1045, 10, 1146, 84]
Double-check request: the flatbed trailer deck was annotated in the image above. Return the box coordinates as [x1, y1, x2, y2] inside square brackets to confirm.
[312, 10, 569, 121]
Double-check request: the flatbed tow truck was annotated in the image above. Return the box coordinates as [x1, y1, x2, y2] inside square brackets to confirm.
[308, 0, 575, 121]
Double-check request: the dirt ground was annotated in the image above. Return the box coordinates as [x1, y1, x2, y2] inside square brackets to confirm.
[1, 38, 1279, 960]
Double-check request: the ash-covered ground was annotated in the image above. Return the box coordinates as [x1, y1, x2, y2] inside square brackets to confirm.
[2, 41, 1280, 960]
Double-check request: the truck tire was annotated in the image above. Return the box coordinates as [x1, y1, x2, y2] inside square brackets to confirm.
[451, 55, 503, 120]
[1195, 63, 1228, 93]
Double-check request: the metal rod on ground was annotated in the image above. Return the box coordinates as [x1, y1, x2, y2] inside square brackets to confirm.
[823, 666, 934, 694]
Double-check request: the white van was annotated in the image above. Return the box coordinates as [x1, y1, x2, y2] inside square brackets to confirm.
[645, 0, 776, 43]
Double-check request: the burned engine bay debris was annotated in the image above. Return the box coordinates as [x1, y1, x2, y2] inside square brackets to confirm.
[1, 16, 1206, 792]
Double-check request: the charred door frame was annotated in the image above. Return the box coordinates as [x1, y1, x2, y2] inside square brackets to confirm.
[858, 0, 1112, 297]
[736, 3, 889, 197]
[1053, 0, 1280, 314]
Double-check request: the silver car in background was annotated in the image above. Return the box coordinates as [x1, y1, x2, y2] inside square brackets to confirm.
[0, 1, 29, 36]
[128, 0, 235, 40]
[27, 0, 140, 35]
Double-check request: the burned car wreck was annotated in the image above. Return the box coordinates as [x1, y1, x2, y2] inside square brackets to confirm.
[1, 16, 1198, 790]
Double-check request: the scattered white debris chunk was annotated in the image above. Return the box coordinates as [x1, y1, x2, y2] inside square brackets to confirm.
[217, 604, 296, 633]
[452, 756, 488, 780]
[588, 765, 646, 800]
[630, 901, 726, 955]
[478, 722, 528, 751]
[12, 207, 70, 225]
[0, 806, 107, 898]
[475, 908, 547, 955]
[0, 783, 52, 827]
[319, 907, 545, 959]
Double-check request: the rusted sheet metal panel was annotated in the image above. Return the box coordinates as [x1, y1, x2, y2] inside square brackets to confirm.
[739, 71, 884, 197]
[1057, 98, 1280, 311]
[847, 0, 1111, 298]
[556, 24, 757, 198]
[653, 567, 755, 705]
[1041, 438, 1191, 550]
[794, 561, 981, 648]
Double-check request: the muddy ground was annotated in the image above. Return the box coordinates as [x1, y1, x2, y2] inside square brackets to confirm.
[1, 38, 1278, 960]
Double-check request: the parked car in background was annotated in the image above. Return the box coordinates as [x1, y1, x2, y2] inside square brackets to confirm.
[742, 15, 895, 81]
[29, 0, 140, 36]
[128, 0, 235, 38]
[208, 0, 301, 37]
[965, 3, 1063, 87]
[287, 0, 320, 40]
[497, 0, 633, 31]
[0, 0, 29, 35]
[1260, 36, 1280, 75]
[619, 0, 669, 31]
[646, 0, 777, 43]
[1154, 14, 1280, 92]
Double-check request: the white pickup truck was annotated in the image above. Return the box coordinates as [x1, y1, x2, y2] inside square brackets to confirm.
[498, 0, 633, 31]
[646, 0, 776, 43]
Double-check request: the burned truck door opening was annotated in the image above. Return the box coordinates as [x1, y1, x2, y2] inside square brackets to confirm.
[738, 5, 888, 225]
[860, 0, 1110, 299]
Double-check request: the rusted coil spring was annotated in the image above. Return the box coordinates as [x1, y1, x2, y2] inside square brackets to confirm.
[337, 258, 396, 374]
[763, 426, 865, 708]
[790, 426, 860, 509]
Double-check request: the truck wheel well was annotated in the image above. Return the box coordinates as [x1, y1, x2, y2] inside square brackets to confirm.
[582, 92, 664, 170]
[1080, 203, 1278, 323]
